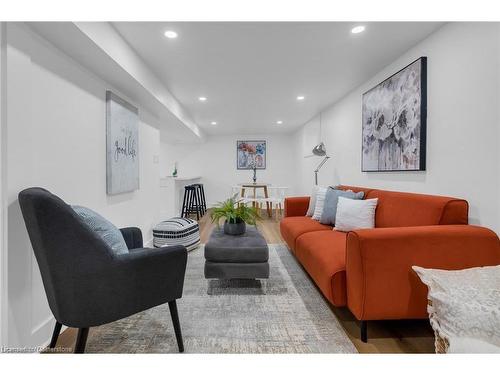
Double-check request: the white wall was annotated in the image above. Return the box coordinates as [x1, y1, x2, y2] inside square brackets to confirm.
[293, 22, 500, 234]
[5, 23, 162, 347]
[0, 22, 7, 347]
[160, 134, 296, 207]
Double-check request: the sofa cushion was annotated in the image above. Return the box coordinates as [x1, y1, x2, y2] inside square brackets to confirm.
[335, 197, 378, 232]
[311, 187, 328, 221]
[306, 186, 323, 216]
[295, 230, 348, 306]
[366, 190, 468, 227]
[320, 188, 364, 225]
[280, 216, 331, 252]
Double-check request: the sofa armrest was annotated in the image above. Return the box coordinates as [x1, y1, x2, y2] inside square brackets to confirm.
[120, 227, 143, 249]
[284, 197, 310, 217]
[346, 225, 500, 321]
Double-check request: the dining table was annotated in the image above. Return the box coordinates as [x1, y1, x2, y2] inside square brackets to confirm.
[238, 183, 272, 218]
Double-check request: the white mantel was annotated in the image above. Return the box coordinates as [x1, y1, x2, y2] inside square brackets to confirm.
[159, 176, 202, 219]
[161, 176, 202, 182]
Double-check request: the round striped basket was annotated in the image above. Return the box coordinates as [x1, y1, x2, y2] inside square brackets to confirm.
[153, 217, 200, 251]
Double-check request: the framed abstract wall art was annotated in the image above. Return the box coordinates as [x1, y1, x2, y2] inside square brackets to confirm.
[106, 91, 140, 195]
[237, 140, 266, 169]
[362, 57, 427, 172]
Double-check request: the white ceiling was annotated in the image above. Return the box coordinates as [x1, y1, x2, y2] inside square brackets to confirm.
[113, 22, 443, 136]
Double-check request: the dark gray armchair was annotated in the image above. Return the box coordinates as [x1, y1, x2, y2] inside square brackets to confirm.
[18, 187, 188, 353]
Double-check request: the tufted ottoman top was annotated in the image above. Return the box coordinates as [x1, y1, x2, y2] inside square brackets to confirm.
[205, 226, 268, 263]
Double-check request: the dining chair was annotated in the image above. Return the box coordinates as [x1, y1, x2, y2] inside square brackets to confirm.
[240, 184, 268, 209]
[258, 186, 289, 219]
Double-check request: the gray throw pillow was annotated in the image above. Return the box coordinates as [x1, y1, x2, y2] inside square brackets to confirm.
[72, 205, 129, 255]
[320, 189, 364, 225]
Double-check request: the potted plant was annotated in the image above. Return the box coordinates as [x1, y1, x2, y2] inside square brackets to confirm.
[211, 195, 261, 235]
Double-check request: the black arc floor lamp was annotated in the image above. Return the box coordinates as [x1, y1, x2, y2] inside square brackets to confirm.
[312, 142, 330, 185]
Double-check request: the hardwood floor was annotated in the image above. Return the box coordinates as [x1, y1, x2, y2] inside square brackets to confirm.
[54, 209, 435, 354]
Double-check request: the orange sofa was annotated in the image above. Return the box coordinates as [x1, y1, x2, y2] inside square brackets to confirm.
[280, 185, 500, 342]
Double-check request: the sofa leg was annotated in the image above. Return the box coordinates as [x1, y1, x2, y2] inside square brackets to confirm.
[168, 300, 184, 353]
[49, 321, 62, 349]
[74, 327, 89, 353]
[360, 321, 368, 343]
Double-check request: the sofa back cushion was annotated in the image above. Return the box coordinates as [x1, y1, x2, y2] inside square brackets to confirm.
[367, 190, 468, 227]
[338, 186, 468, 227]
[320, 188, 364, 225]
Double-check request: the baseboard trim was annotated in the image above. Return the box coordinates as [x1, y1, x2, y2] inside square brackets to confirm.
[31, 315, 53, 336]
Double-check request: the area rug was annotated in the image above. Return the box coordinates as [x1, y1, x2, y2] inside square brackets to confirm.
[84, 244, 357, 353]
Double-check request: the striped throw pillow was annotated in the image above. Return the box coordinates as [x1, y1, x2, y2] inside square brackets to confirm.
[72, 205, 129, 255]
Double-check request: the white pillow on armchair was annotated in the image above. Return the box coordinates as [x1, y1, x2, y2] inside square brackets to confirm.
[412, 265, 500, 353]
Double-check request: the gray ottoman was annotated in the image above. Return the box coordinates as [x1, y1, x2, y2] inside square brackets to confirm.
[204, 226, 269, 279]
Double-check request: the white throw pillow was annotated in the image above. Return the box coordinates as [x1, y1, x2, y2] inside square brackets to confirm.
[311, 187, 328, 221]
[412, 265, 500, 350]
[334, 197, 378, 232]
[306, 185, 325, 217]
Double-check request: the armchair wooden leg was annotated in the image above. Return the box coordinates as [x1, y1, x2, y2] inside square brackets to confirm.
[168, 300, 184, 353]
[49, 321, 62, 349]
[360, 321, 368, 343]
[74, 327, 89, 353]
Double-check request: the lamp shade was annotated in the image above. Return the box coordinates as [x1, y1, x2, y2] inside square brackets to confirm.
[312, 142, 327, 156]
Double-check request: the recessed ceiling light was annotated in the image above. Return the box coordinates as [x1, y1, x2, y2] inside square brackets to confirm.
[351, 25, 365, 34]
[276, 120, 283, 125]
[211, 121, 217, 125]
[296, 96, 305, 101]
[164, 30, 178, 39]
[198, 96, 207, 102]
